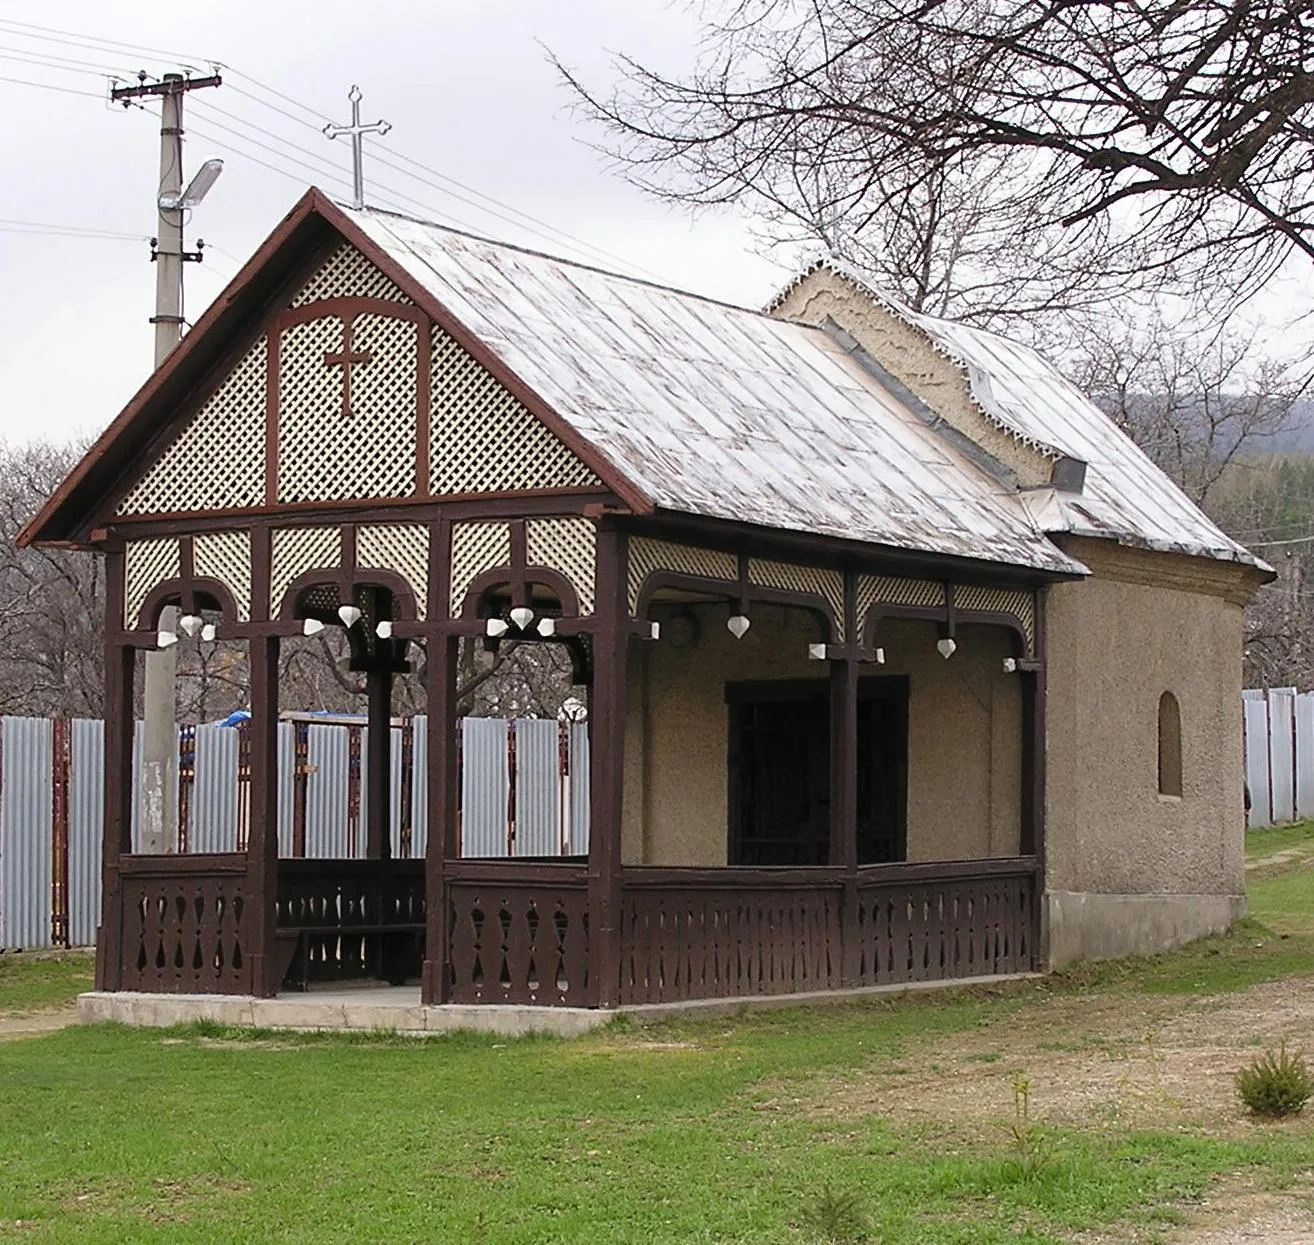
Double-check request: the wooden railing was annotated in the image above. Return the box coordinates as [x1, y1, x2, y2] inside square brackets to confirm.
[118, 854, 252, 994]
[853, 859, 1036, 985]
[445, 862, 590, 1007]
[617, 867, 845, 1005]
[616, 859, 1036, 1006]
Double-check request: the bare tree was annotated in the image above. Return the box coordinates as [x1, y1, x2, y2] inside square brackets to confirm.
[0, 440, 104, 718]
[1067, 312, 1313, 507]
[562, 0, 1314, 305]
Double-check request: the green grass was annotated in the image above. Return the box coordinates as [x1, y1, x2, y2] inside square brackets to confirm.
[0, 829, 1312, 1243]
[0, 950, 93, 1015]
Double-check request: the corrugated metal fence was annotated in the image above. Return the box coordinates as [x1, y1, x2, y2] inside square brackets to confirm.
[1243, 687, 1314, 829]
[0, 715, 589, 950]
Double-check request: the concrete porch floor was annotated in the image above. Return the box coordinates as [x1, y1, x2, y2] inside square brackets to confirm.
[76, 972, 1037, 1038]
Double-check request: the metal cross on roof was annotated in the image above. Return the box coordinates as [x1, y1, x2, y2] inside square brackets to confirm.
[323, 85, 391, 210]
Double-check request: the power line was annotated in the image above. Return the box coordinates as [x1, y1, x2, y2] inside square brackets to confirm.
[0, 17, 208, 66]
[0, 216, 146, 240]
[0, 73, 106, 99]
[0, 20, 671, 283]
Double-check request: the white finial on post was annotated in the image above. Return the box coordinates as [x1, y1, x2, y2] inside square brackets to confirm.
[324, 85, 391, 210]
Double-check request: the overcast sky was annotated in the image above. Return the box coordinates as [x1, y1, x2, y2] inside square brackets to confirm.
[0, 2, 792, 446]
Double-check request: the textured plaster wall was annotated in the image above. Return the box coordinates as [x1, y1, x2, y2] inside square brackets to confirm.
[1044, 538, 1247, 905]
[770, 272, 1054, 487]
[620, 605, 1022, 866]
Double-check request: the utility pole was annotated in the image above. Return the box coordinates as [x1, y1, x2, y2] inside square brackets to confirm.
[112, 70, 222, 853]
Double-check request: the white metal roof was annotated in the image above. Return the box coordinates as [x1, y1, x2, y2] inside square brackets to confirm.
[347, 207, 1106, 576]
[770, 259, 1269, 571]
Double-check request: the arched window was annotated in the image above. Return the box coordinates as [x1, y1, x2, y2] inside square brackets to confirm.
[1158, 691, 1182, 797]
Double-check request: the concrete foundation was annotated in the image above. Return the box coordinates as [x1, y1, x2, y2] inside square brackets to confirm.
[1044, 890, 1247, 967]
[76, 988, 614, 1038]
[76, 972, 1043, 1037]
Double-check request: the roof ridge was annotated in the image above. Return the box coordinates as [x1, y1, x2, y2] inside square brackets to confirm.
[346, 201, 785, 321]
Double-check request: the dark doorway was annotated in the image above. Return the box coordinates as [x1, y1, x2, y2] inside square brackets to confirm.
[726, 678, 908, 866]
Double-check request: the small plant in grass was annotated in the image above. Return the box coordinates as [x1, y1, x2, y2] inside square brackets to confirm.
[1006, 1073, 1052, 1179]
[800, 1184, 870, 1243]
[1237, 1042, 1313, 1118]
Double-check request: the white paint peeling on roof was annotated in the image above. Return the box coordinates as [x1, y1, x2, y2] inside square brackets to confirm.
[768, 258, 1269, 571]
[346, 206, 1082, 577]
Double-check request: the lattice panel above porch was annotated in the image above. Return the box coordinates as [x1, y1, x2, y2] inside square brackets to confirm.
[748, 558, 846, 642]
[357, 523, 429, 620]
[193, 530, 253, 622]
[292, 241, 409, 305]
[429, 325, 600, 497]
[857, 576, 947, 628]
[956, 585, 1036, 652]
[125, 538, 180, 629]
[270, 526, 341, 617]
[117, 336, 267, 516]
[626, 537, 737, 614]
[276, 313, 419, 504]
[527, 518, 596, 615]
[450, 521, 512, 615]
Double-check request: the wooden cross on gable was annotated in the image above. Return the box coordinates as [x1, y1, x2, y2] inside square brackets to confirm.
[323, 317, 373, 419]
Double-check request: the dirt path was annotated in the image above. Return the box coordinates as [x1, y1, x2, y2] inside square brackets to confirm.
[805, 977, 1314, 1139]
[0, 1009, 77, 1041]
[791, 977, 1314, 1240]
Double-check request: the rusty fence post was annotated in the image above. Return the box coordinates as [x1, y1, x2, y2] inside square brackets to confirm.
[50, 718, 71, 949]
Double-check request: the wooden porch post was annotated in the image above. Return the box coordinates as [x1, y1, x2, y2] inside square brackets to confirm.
[1020, 589, 1047, 968]
[830, 571, 861, 986]
[365, 663, 393, 861]
[588, 522, 628, 1008]
[245, 633, 281, 996]
[421, 519, 455, 1005]
[96, 548, 134, 992]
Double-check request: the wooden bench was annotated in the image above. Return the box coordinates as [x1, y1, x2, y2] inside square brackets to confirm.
[275, 923, 425, 991]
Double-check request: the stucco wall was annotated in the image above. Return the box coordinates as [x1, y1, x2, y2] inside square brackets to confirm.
[769, 270, 1054, 487]
[621, 604, 1023, 866]
[1044, 539, 1247, 911]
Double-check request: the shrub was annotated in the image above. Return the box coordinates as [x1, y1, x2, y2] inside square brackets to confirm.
[800, 1184, 869, 1243]
[1236, 1042, 1313, 1118]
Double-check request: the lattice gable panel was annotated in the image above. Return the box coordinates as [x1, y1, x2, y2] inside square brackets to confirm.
[117, 336, 267, 517]
[292, 242, 410, 306]
[270, 527, 341, 618]
[430, 325, 601, 497]
[276, 312, 419, 504]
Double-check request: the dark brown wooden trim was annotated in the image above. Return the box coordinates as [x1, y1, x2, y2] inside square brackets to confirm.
[272, 295, 428, 333]
[246, 635, 280, 996]
[415, 315, 432, 500]
[339, 523, 357, 602]
[620, 865, 847, 888]
[421, 517, 454, 1004]
[458, 564, 581, 621]
[251, 527, 272, 623]
[138, 576, 240, 632]
[119, 853, 249, 876]
[265, 327, 280, 507]
[587, 522, 627, 1007]
[110, 488, 621, 535]
[445, 860, 589, 885]
[853, 855, 1038, 884]
[274, 565, 419, 623]
[628, 511, 1080, 589]
[97, 550, 132, 991]
[634, 570, 834, 637]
